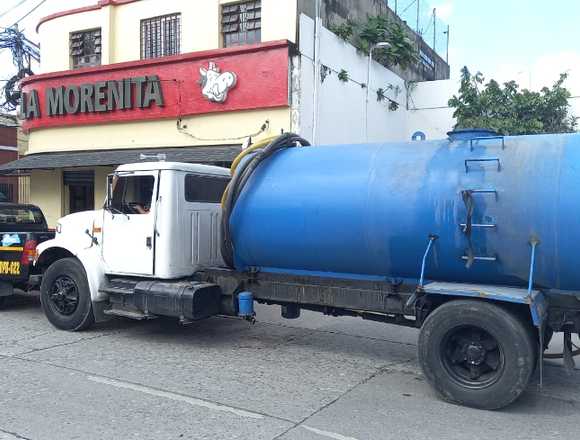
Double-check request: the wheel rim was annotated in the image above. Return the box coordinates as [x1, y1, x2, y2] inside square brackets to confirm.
[48, 275, 80, 316]
[440, 325, 505, 389]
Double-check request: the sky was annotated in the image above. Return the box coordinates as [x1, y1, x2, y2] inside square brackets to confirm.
[0, 0, 579, 113]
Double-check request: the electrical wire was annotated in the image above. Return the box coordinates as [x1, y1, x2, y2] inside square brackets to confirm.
[12, 0, 46, 26]
[0, 0, 31, 20]
[220, 133, 310, 268]
[400, 0, 417, 15]
[177, 118, 270, 142]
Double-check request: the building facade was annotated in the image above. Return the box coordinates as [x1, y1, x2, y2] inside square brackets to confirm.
[0, 0, 454, 226]
[0, 114, 19, 202]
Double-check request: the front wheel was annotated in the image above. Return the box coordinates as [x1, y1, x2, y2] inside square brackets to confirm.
[418, 299, 535, 410]
[40, 258, 94, 331]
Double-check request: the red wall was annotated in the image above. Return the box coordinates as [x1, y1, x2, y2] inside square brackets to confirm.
[21, 41, 290, 132]
[0, 127, 17, 147]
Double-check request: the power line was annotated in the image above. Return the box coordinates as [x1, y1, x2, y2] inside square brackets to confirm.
[12, 0, 46, 26]
[0, 0, 31, 20]
[400, 0, 417, 15]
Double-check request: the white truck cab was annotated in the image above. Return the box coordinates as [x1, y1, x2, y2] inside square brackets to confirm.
[35, 162, 230, 330]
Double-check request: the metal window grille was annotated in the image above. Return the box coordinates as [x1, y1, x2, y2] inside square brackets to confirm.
[222, 1, 261, 48]
[141, 13, 181, 59]
[70, 28, 102, 69]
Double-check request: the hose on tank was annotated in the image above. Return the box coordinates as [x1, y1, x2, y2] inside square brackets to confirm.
[220, 132, 311, 268]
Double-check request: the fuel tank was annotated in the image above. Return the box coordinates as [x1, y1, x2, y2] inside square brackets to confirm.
[229, 130, 580, 291]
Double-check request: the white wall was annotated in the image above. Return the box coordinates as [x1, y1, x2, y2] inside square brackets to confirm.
[407, 79, 458, 141]
[298, 14, 457, 145]
[38, 0, 298, 73]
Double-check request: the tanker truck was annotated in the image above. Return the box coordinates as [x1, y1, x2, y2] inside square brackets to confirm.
[34, 130, 580, 410]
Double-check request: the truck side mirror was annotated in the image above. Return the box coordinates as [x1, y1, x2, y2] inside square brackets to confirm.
[105, 175, 114, 211]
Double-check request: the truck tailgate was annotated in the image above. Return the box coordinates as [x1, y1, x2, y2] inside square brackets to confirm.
[0, 233, 29, 281]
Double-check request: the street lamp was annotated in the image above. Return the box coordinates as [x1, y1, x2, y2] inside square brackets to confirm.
[365, 42, 391, 142]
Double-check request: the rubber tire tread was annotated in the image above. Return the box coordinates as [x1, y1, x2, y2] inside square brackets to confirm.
[40, 257, 94, 331]
[418, 299, 535, 410]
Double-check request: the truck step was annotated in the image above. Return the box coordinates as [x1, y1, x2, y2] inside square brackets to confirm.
[104, 307, 157, 320]
[99, 286, 136, 296]
[100, 277, 142, 296]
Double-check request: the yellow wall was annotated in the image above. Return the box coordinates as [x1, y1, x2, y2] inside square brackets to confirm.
[30, 170, 63, 227]
[94, 166, 115, 209]
[28, 108, 291, 154]
[30, 167, 114, 227]
[38, 0, 298, 73]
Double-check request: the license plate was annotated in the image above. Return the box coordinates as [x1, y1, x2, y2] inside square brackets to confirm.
[0, 261, 21, 275]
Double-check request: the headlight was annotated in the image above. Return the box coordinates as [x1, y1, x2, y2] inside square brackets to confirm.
[55, 222, 62, 234]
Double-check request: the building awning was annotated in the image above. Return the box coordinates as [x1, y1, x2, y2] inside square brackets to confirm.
[0, 146, 242, 174]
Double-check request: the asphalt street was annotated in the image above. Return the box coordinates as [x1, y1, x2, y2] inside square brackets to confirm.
[0, 293, 578, 440]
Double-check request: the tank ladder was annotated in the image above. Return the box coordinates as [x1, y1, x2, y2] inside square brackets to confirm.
[460, 136, 505, 267]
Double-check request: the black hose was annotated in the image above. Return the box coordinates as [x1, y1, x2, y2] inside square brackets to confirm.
[544, 349, 580, 359]
[221, 133, 310, 268]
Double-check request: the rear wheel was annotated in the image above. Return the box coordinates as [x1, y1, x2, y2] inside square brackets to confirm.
[0, 296, 7, 310]
[418, 299, 535, 410]
[40, 258, 94, 331]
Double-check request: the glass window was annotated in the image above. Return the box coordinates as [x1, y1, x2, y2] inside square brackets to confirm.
[222, 1, 261, 48]
[70, 28, 101, 69]
[110, 175, 155, 215]
[0, 206, 45, 225]
[141, 13, 181, 59]
[184, 174, 229, 203]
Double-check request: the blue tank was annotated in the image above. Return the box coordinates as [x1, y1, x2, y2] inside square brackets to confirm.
[229, 130, 580, 292]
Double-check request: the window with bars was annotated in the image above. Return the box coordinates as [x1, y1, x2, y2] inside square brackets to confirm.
[70, 28, 101, 69]
[141, 13, 181, 59]
[222, 1, 261, 48]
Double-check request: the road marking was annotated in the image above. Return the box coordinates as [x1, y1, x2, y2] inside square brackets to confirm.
[301, 425, 361, 440]
[88, 376, 264, 420]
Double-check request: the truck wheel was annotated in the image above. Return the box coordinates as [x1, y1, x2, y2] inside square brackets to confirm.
[0, 296, 7, 310]
[40, 258, 94, 331]
[418, 299, 535, 410]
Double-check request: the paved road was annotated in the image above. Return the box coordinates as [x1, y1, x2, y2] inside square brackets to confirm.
[0, 294, 578, 440]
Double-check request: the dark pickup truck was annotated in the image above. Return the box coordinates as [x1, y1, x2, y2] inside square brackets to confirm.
[0, 203, 54, 307]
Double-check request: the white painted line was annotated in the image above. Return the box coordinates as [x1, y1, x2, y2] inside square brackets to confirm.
[302, 425, 361, 440]
[88, 376, 264, 420]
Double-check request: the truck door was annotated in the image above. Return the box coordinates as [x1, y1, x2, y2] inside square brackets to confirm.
[102, 171, 158, 276]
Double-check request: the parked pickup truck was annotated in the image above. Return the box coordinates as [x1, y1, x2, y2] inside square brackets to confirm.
[0, 202, 54, 307]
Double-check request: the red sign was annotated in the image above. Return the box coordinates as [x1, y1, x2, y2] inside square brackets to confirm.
[21, 41, 290, 131]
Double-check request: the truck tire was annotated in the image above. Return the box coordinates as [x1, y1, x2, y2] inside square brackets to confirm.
[40, 258, 95, 331]
[0, 296, 7, 310]
[418, 299, 535, 410]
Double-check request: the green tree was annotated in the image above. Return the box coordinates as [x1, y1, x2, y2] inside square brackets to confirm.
[448, 67, 577, 135]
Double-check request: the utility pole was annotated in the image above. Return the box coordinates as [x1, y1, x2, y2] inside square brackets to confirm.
[433, 8, 436, 51]
[416, 0, 420, 34]
[445, 25, 450, 64]
[312, 0, 322, 144]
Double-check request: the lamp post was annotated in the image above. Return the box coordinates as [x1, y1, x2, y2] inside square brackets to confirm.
[365, 42, 391, 142]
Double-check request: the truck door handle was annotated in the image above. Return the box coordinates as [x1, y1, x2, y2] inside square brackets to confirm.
[146, 237, 152, 248]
